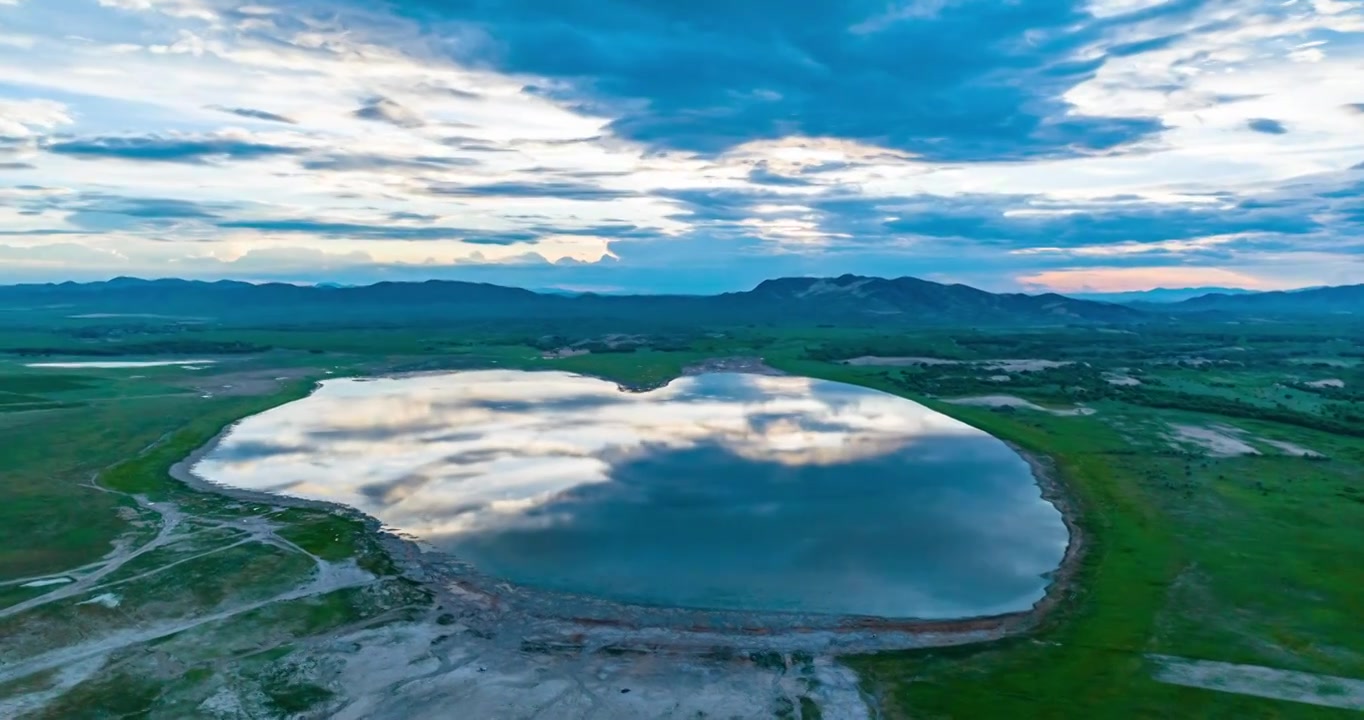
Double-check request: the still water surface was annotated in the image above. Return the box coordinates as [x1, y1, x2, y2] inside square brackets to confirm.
[193, 371, 1067, 619]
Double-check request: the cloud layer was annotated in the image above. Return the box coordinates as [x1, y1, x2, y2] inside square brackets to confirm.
[1, 0, 1362, 292]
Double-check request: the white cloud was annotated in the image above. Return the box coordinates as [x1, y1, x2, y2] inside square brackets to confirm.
[0, 0, 1362, 289]
[96, 0, 218, 22]
[0, 99, 73, 137]
[1085, 0, 1173, 18]
[1010, 233, 1252, 258]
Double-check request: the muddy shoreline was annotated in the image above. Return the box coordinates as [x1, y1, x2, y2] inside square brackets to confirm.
[168, 363, 1086, 655]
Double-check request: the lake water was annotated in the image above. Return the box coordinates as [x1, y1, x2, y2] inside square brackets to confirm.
[191, 370, 1068, 619]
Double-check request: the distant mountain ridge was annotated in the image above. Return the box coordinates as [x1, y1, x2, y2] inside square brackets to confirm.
[1067, 287, 1261, 304]
[739, 275, 1139, 322]
[0, 274, 1142, 326]
[1168, 284, 1363, 314]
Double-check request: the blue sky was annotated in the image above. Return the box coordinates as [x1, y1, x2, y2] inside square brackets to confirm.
[1, 0, 1362, 293]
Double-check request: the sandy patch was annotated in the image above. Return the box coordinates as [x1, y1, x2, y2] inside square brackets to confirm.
[987, 374, 1011, 382]
[543, 347, 590, 359]
[19, 578, 72, 588]
[1167, 424, 1259, 456]
[839, 357, 1072, 373]
[1262, 439, 1324, 458]
[0, 654, 109, 718]
[25, 359, 217, 369]
[316, 623, 873, 720]
[840, 356, 959, 366]
[179, 368, 313, 397]
[77, 593, 121, 609]
[1150, 655, 1364, 711]
[944, 395, 1095, 416]
[1104, 373, 1141, 386]
[1305, 378, 1344, 388]
[198, 687, 248, 717]
[982, 359, 1072, 372]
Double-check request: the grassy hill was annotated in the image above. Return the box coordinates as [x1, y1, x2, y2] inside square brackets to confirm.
[0, 274, 1144, 327]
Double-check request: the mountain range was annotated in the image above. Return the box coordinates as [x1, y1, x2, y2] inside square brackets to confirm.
[1068, 287, 1259, 304]
[0, 274, 1139, 326]
[0, 275, 1357, 327]
[1166, 284, 1362, 314]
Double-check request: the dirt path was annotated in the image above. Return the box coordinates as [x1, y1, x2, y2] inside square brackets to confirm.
[0, 494, 186, 620]
[944, 395, 1095, 416]
[0, 557, 373, 687]
[1150, 654, 1364, 711]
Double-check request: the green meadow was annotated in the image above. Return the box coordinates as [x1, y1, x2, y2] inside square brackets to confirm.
[1, 319, 1361, 717]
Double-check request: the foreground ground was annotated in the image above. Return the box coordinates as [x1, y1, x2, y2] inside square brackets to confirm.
[1, 317, 1361, 718]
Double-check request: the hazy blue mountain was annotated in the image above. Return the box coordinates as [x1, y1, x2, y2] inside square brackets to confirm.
[0, 274, 1144, 327]
[1068, 287, 1260, 304]
[736, 275, 1141, 323]
[1169, 284, 1363, 314]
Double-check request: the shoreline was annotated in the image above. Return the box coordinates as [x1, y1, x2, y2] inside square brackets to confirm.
[1008, 443, 1087, 629]
[166, 363, 1086, 655]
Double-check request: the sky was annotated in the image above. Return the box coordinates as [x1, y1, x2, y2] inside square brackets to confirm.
[1, 0, 1362, 294]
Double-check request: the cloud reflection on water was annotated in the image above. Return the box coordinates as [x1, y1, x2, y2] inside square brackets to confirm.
[194, 371, 1067, 618]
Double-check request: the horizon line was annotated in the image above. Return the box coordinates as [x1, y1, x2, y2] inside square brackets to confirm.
[0, 274, 1336, 298]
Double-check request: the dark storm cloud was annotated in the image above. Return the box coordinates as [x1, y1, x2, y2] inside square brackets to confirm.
[76, 195, 225, 219]
[411, 82, 484, 100]
[216, 218, 539, 244]
[746, 162, 821, 187]
[654, 182, 1338, 256]
[878, 196, 1317, 246]
[352, 96, 426, 128]
[1107, 33, 1183, 57]
[0, 229, 87, 236]
[388, 211, 440, 222]
[1246, 118, 1288, 135]
[300, 152, 481, 172]
[657, 187, 798, 223]
[528, 223, 652, 238]
[532, 135, 606, 147]
[439, 136, 516, 153]
[206, 105, 300, 124]
[13, 192, 240, 232]
[426, 180, 637, 200]
[395, 0, 1194, 160]
[44, 135, 303, 163]
[459, 234, 540, 245]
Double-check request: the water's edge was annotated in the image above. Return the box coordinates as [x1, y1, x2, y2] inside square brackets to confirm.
[168, 364, 1085, 654]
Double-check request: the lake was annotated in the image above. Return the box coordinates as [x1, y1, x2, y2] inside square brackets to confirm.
[190, 370, 1068, 619]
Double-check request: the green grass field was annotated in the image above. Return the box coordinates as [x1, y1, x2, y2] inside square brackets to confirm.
[1, 319, 1361, 717]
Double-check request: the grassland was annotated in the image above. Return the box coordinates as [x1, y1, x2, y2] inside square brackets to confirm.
[0, 315, 1361, 717]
